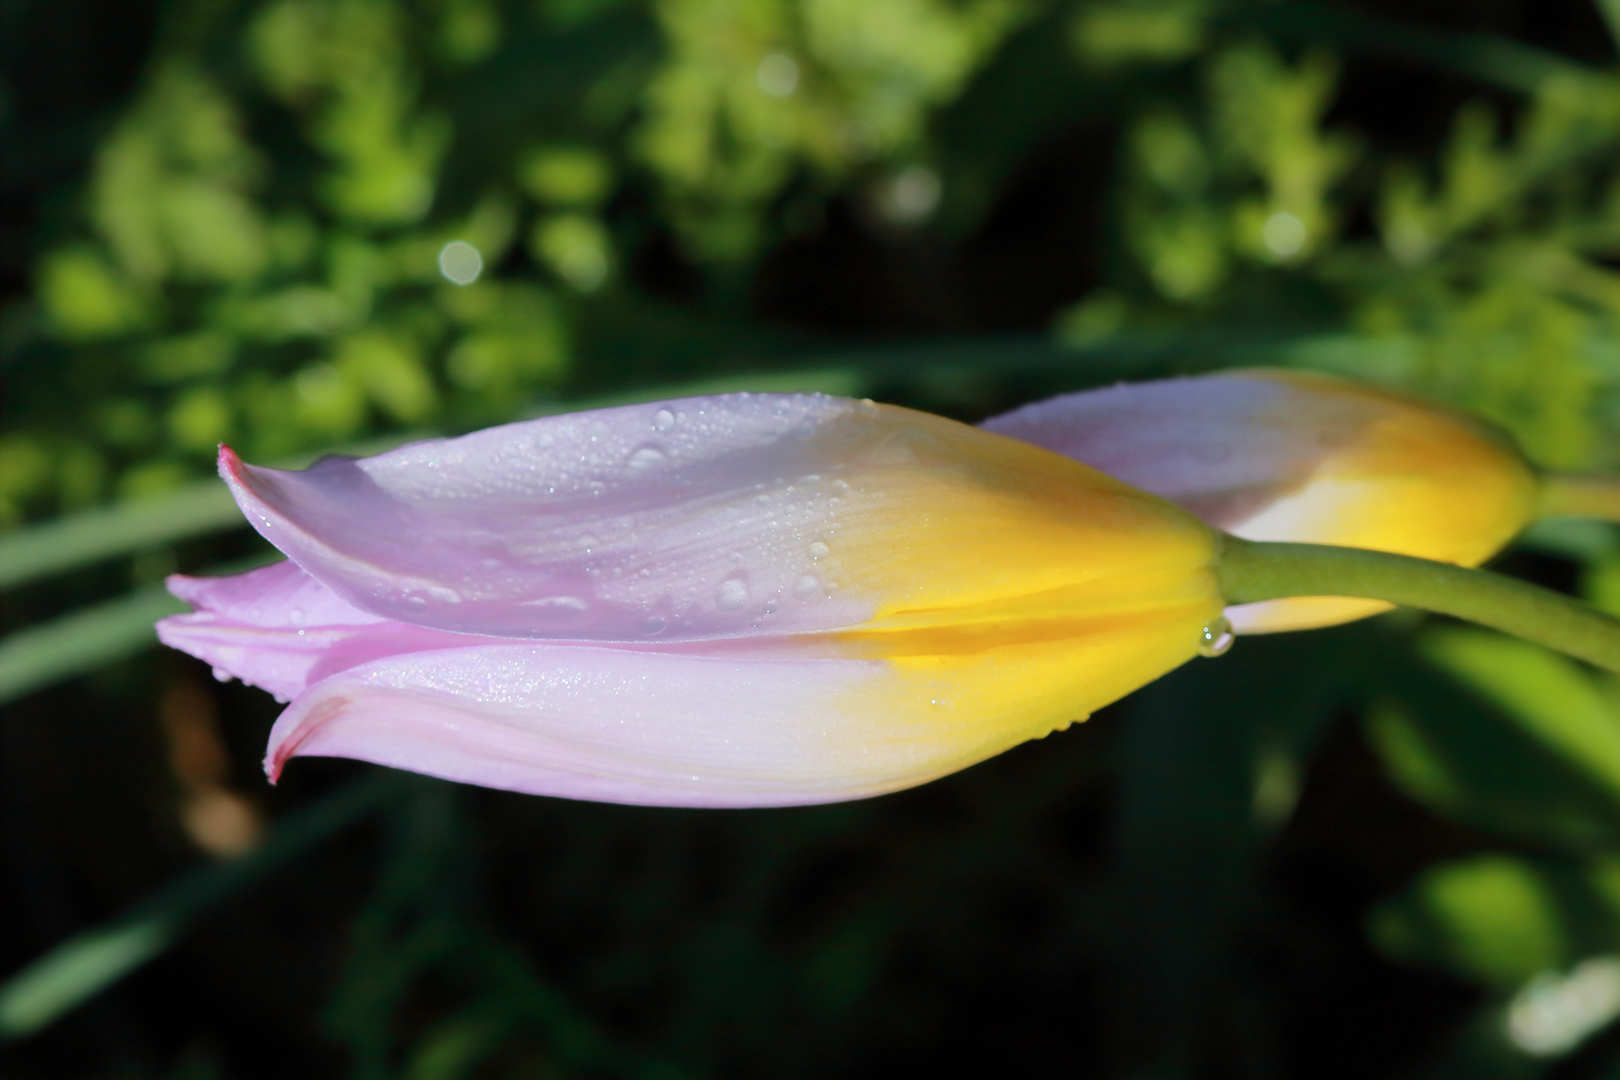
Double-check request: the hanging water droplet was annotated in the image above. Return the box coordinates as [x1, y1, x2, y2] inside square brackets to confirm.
[1198, 615, 1235, 658]
[643, 615, 666, 634]
[405, 595, 429, 614]
[653, 408, 676, 432]
[212, 666, 233, 683]
[288, 607, 306, 627]
[793, 573, 821, 600]
[716, 578, 749, 611]
[808, 541, 829, 560]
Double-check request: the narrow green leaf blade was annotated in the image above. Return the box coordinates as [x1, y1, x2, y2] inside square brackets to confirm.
[0, 586, 187, 704]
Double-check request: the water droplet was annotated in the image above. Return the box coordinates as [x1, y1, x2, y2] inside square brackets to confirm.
[288, 607, 306, 627]
[653, 408, 676, 432]
[793, 574, 821, 600]
[579, 534, 599, 552]
[808, 541, 829, 560]
[587, 480, 605, 496]
[857, 398, 880, 417]
[830, 480, 851, 496]
[716, 579, 749, 611]
[1198, 615, 1235, 658]
[273, 693, 289, 704]
[625, 445, 668, 473]
[212, 666, 233, 683]
[405, 595, 429, 614]
[763, 599, 778, 615]
[526, 596, 590, 613]
[643, 615, 666, 634]
[930, 697, 951, 712]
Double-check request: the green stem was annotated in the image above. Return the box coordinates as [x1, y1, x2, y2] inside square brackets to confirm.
[1216, 536, 1620, 673]
[1539, 472, 1620, 522]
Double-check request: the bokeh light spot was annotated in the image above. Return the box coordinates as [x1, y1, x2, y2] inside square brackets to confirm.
[438, 240, 484, 285]
[757, 53, 800, 98]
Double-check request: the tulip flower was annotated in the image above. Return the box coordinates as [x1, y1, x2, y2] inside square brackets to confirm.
[983, 369, 1540, 633]
[159, 393, 1227, 807]
[159, 385, 1620, 807]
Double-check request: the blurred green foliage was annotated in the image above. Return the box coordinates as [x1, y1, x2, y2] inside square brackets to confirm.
[9, 0, 1620, 1077]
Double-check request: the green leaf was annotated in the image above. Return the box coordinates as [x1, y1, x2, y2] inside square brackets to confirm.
[1369, 853, 1620, 992]
[1366, 630, 1620, 851]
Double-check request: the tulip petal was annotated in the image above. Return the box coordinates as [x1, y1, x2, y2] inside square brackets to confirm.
[265, 599, 1214, 807]
[220, 393, 1217, 645]
[157, 561, 487, 700]
[985, 370, 1539, 633]
[982, 370, 1356, 529]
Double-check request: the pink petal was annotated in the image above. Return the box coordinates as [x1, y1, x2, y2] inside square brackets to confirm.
[220, 393, 1214, 645]
[264, 595, 1211, 807]
[220, 395, 886, 640]
[157, 561, 488, 700]
[165, 560, 386, 628]
[980, 371, 1331, 529]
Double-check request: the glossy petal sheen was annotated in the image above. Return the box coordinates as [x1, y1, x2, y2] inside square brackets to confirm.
[163, 393, 1223, 806]
[984, 369, 1539, 633]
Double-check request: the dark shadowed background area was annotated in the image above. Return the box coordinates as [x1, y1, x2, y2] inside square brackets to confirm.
[6, 0, 1620, 1076]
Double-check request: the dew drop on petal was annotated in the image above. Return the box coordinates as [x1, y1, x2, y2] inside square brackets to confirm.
[527, 596, 589, 613]
[653, 408, 676, 432]
[405, 595, 429, 614]
[716, 579, 749, 611]
[625, 445, 668, 473]
[793, 573, 821, 600]
[212, 667, 233, 683]
[1198, 615, 1235, 658]
[808, 541, 829, 560]
[288, 607, 305, 627]
[643, 615, 666, 634]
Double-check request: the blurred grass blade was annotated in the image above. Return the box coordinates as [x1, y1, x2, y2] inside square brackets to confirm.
[0, 919, 179, 1039]
[0, 771, 406, 1041]
[0, 586, 188, 704]
[0, 484, 243, 590]
[1598, 0, 1620, 52]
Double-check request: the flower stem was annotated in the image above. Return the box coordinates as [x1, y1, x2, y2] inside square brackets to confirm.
[1539, 472, 1620, 522]
[1216, 535, 1620, 672]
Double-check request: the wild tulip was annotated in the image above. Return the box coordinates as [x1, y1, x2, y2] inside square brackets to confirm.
[159, 393, 1226, 807]
[983, 368, 1540, 633]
